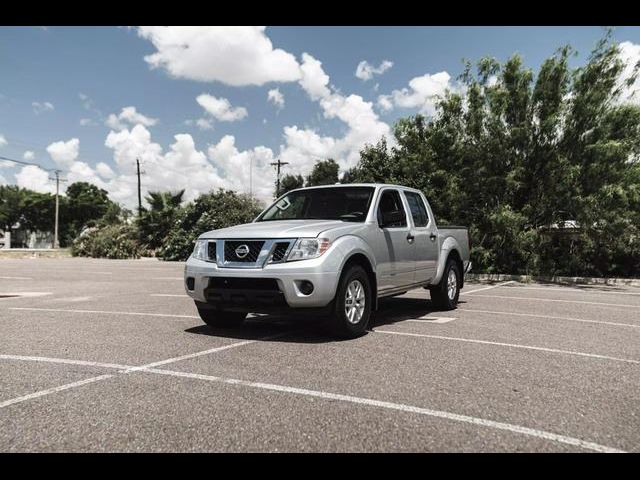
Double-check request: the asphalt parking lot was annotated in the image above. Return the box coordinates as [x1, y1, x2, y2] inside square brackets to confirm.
[1, 257, 639, 452]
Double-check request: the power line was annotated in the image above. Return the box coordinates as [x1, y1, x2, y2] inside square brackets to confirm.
[0, 155, 57, 172]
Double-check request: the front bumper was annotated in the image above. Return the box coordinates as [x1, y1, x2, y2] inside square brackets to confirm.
[184, 253, 341, 310]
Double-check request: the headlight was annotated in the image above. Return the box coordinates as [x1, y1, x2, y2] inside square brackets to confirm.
[287, 238, 331, 262]
[192, 239, 209, 261]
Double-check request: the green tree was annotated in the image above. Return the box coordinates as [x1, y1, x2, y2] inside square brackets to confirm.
[348, 35, 640, 277]
[306, 159, 340, 186]
[158, 189, 264, 261]
[137, 190, 185, 250]
[61, 182, 114, 245]
[277, 174, 304, 196]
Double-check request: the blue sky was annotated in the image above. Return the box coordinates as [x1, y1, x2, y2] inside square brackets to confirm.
[1, 26, 639, 207]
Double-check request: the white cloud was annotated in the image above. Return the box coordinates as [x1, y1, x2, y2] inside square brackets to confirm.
[15, 165, 54, 193]
[196, 118, 214, 131]
[80, 118, 98, 127]
[102, 125, 265, 207]
[299, 53, 331, 101]
[196, 94, 247, 122]
[208, 135, 275, 200]
[106, 106, 158, 130]
[0, 134, 6, 147]
[32, 101, 54, 114]
[618, 41, 640, 104]
[137, 26, 301, 86]
[96, 162, 115, 179]
[267, 88, 285, 110]
[355, 60, 393, 81]
[23, 150, 35, 161]
[279, 53, 391, 174]
[377, 71, 454, 116]
[0, 173, 6, 185]
[46, 138, 79, 169]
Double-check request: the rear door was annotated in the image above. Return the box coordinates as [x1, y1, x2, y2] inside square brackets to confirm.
[373, 188, 415, 292]
[403, 190, 438, 283]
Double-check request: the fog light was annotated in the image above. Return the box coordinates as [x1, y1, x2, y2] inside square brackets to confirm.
[186, 277, 195, 290]
[298, 280, 314, 295]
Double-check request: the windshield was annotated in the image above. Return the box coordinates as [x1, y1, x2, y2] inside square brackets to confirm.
[257, 187, 375, 223]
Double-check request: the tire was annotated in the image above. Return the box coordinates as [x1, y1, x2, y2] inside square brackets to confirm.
[328, 265, 372, 338]
[429, 257, 461, 310]
[195, 302, 247, 328]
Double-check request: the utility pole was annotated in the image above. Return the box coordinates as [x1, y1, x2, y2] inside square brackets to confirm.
[136, 158, 143, 217]
[49, 170, 66, 249]
[270, 158, 289, 197]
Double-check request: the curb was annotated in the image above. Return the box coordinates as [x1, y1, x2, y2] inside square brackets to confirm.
[467, 273, 640, 287]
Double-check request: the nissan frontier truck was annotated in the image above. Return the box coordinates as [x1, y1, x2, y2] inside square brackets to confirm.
[185, 184, 471, 338]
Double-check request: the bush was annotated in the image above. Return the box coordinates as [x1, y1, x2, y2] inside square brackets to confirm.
[71, 224, 142, 259]
[158, 189, 264, 261]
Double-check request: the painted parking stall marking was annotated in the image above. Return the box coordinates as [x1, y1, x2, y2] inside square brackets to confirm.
[0, 353, 625, 453]
[373, 330, 640, 365]
[467, 294, 640, 309]
[457, 308, 640, 329]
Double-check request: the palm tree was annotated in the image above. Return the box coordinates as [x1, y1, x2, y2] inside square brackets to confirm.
[138, 190, 185, 250]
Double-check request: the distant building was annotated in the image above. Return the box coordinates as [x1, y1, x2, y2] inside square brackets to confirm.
[1, 225, 53, 249]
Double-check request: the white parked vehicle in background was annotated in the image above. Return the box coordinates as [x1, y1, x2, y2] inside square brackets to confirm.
[185, 184, 471, 338]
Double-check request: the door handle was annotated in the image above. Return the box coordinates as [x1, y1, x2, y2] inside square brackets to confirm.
[406, 233, 415, 244]
[429, 233, 437, 242]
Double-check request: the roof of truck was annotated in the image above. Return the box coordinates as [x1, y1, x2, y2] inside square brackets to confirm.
[290, 183, 421, 191]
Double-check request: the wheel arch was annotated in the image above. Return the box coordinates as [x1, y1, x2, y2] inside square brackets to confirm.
[446, 248, 464, 289]
[340, 252, 378, 310]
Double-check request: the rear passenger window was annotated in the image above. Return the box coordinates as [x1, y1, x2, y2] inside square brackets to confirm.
[404, 191, 429, 227]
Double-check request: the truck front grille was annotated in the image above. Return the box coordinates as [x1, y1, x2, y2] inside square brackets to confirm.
[207, 241, 217, 262]
[224, 240, 264, 263]
[270, 241, 290, 262]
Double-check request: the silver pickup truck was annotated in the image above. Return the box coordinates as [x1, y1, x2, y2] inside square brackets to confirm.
[185, 184, 471, 338]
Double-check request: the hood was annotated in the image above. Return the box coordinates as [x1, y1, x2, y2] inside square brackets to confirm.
[199, 219, 352, 239]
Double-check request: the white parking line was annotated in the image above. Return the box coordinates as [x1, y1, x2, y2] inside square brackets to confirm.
[151, 277, 184, 281]
[409, 317, 456, 324]
[374, 330, 640, 365]
[144, 368, 624, 453]
[150, 294, 189, 298]
[0, 375, 114, 409]
[9, 307, 199, 319]
[461, 281, 515, 295]
[493, 285, 640, 296]
[0, 351, 625, 452]
[0, 354, 133, 370]
[0, 276, 33, 280]
[0, 332, 290, 410]
[466, 294, 640, 309]
[458, 308, 640, 328]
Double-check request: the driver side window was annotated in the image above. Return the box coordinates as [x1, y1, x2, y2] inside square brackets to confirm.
[377, 190, 407, 228]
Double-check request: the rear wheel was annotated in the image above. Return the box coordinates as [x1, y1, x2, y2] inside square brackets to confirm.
[328, 265, 372, 338]
[195, 302, 247, 328]
[429, 257, 461, 310]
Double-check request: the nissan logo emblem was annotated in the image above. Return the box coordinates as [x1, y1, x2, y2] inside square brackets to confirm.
[235, 244, 250, 259]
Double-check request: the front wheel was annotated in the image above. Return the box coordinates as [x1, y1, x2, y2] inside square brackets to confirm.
[195, 302, 247, 328]
[328, 265, 372, 338]
[429, 258, 461, 310]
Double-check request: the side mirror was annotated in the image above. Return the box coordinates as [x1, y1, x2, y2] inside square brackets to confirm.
[379, 210, 404, 228]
